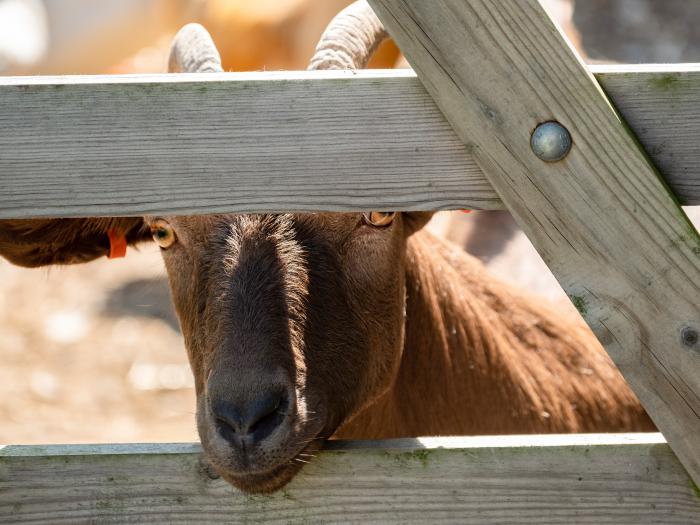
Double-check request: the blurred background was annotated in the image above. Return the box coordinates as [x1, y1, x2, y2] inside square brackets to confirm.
[1, 0, 699, 444]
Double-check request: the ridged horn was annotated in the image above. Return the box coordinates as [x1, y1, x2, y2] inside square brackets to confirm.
[168, 23, 223, 74]
[308, 1, 387, 71]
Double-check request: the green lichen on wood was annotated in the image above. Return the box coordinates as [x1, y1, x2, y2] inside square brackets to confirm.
[682, 220, 700, 254]
[676, 225, 700, 256]
[385, 449, 433, 468]
[195, 83, 211, 94]
[410, 449, 432, 468]
[569, 295, 588, 316]
[691, 479, 700, 500]
[649, 73, 681, 91]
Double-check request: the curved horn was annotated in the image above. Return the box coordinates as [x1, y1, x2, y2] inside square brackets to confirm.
[308, 1, 387, 71]
[168, 23, 223, 73]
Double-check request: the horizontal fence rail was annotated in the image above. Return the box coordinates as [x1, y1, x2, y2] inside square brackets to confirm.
[1, 66, 699, 218]
[1, 434, 699, 524]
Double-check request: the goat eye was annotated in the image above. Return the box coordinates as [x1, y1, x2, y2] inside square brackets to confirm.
[363, 212, 396, 228]
[150, 220, 176, 249]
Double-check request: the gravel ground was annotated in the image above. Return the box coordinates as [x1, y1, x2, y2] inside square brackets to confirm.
[0, 244, 198, 444]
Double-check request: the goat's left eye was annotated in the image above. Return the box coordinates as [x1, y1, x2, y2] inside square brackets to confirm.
[150, 220, 177, 249]
[363, 212, 396, 227]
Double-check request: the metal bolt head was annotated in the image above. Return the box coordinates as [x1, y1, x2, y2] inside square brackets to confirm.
[681, 326, 699, 348]
[531, 121, 572, 162]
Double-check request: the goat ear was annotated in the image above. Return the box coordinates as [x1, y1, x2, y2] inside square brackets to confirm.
[0, 218, 151, 268]
[402, 212, 434, 236]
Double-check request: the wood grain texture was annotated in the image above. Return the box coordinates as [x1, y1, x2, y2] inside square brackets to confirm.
[0, 67, 700, 218]
[597, 64, 700, 205]
[2, 435, 699, 524]
[367, 0, 700, 485]
[0, 70, 487, 218]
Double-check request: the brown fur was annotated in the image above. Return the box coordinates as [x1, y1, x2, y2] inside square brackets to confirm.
[0, 218, 148, 267]
[337, 231, 653, 439]
[0, 212, 653, 494]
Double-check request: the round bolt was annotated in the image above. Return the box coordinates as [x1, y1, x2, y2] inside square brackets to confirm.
[681, 326, 699, 348]
[531, 121, 572, 162]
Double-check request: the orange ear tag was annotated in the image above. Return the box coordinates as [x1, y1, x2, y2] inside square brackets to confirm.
[461, 210, 473, 214]
[108, 229, 127, 259]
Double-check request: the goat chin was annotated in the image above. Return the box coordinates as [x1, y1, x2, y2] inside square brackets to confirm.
[212, 440, 323, 494]
[200, 431, 325, 494]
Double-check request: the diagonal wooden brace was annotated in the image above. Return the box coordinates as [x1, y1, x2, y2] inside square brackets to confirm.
[368, 0, 700, 484]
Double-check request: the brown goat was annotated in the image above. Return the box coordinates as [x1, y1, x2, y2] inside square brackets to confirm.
[0, 1, 653, 494]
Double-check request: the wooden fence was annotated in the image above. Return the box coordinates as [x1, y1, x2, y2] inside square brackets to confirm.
[1, 0, 700, 523]
[2, 66, 700, 218]
[2, 434, 699, 524]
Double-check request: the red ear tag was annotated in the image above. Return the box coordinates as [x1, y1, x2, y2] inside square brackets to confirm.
[461, 210, 473, 214]
[108, 229, 127, 259]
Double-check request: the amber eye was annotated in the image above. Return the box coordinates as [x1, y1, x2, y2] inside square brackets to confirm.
[362, 212, 396, 228]
[150, 219, 177, 249]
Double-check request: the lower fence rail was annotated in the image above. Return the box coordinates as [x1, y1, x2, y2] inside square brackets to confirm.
[1, 434, 698, 524]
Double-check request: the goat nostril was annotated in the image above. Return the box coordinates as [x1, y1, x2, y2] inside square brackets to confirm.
[212, 402, 244, 443]
[248, 393, 285, 434]
[211, 390, 289, 445]
[215, 416, 237, 442]
[245, 391, 287, 442]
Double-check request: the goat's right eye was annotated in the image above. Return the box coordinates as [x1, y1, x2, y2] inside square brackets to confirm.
[150, 220, 177, 249]
[362, 212, 396, 228]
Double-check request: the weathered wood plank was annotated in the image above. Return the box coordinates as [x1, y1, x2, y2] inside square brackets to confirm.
[0, 70, 488, 218]
[596, 64, 700, 205]
[1, 435, 699, 524]
[0, 67, 700, 218]
[367, 0, 700, 486]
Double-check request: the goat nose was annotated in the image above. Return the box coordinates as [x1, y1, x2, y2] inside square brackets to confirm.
[212, 390, 288, 446]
